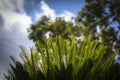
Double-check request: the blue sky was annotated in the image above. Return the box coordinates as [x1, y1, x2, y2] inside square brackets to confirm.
[0, 0, 84, 78]
[24, 0, 85, 22]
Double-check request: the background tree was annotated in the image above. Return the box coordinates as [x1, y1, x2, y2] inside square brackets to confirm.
[75, 0, 120, 49]
[28, 16, 82, 44]
[28, 0, 120, 55]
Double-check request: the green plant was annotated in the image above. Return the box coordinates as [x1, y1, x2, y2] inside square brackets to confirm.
[5, 36, 120, 80]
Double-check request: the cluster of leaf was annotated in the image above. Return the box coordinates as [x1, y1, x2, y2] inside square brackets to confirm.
[5, 36, 120, 80]
[76, 0, 120, 47]
[28, 16, 81, 44]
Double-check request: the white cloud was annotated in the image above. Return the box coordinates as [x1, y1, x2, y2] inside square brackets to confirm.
[0, 0, 34, 77]
[40, 0, 56, 20]
[58, 11, 75, 21]
[0, 3, 33, 56]
[0, 0, 25, 13]
[0, 11, 32, 33]
[35, 0, 56, 21]
[35, 0, 75, 22]
[0, 0, 33, 43]
[0, 0, 32, 34]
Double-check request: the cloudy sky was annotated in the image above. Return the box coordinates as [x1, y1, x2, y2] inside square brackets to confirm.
[0, 0, 84, 78]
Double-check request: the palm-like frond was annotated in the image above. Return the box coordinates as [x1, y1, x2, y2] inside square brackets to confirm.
[5, 36, 120, 80]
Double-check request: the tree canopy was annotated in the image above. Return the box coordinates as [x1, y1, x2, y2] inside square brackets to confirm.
[28, 0, 120, 52]
[76, 0, 120, 46]
[28, 16, 82, 44]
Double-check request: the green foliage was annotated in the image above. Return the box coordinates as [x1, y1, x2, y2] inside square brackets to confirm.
[28, 0, 120, 53]
[27, 0, 120, 60]
[75, 0, 120, 47]
[5, 36, 120, 80]
[4, 62, 30, 80]
[28, 16, 82, 44]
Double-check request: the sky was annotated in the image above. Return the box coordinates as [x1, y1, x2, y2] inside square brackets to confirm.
[0, 0, 85, 79]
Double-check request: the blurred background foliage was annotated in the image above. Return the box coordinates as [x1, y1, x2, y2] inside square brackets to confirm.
[28, 0, 120, 54]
